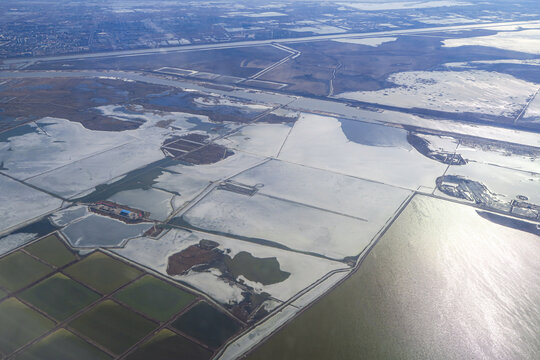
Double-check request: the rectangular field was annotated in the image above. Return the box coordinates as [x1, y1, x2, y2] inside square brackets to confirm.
[13, 328, 112, 360]
[68, 300, 158, 355]
[19, 273, 100, 321]
[0, 251, 53, 292]
[25, 234, 77, 268]
[63, 252, 142, 294]
[113, 275, 196, 322]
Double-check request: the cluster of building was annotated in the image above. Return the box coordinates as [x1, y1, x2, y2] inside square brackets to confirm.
[89, 201, 145, 223]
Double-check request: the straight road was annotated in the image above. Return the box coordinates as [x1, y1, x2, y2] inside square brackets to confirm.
[2, 19, 539, 65]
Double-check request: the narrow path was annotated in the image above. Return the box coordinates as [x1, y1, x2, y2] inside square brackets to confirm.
[247, 44, 301, 80]
[328, 62, 342, 97]
[514, 87, 540, 125]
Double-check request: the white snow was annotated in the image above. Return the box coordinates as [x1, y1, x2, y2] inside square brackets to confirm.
[245, 12, 287, 17]
[333, 37, 397, 46]
[226, 11, 287, 18]
[182, 189, 383, 260]
[524, 93, 540, 121]
[290, 98, 540, 148]
[444, 162, 540, 205]
[49, 205, 89, 227]
[193, 96, 271, 111]
[455, 144, 540, 174]
[445, 59, 540, 68]
[155, 152, 264, 206]
[418, 134, 459, 153]
[337, 1, 471, 11]
[61, 214, 151, 248]
[442, 29, 540, 55]
[27, 142, 164, 198]
[108, 188, 174, 221]
[182, 268, 245, 305]
[337, 70, 539, 117]
[216, 124, 292, 158]
[0, 118, 134, 180]
[0, 232, 38, 256]
[233, 159, 412, 221]
[0, 175, 62, 234]
[113, 228, 346, 303]
[278, 114, 447, 191]
[289, 25, 347, 35]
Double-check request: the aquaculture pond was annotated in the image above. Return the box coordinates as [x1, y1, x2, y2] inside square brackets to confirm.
[126, 329, 212, 360]
[171, 302, 242, 349]
[13, 329, 112, 360]
[0, 233, 245, 359]
[113, 275, 196, 321]
[63, 252, 142, 294]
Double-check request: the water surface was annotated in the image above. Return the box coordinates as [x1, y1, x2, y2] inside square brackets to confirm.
[248, 195, 540, 360]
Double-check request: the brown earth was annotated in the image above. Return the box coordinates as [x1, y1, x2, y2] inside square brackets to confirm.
[0, 77, 172, 131]
[167, 241, 222, 276]
[27, 46, 288, 78]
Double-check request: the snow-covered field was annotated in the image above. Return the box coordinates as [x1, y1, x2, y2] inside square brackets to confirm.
[98, 104, 240, 138]
[290, 98, 540, 148]
[233, 159, 411, 220]
[113, 228, 347, 304]
[154, 152, 264, 207]
[289, 25, 347, 34]
[108, 188, 175, 221]
[457, 145, 540, 174]
[337, 1, 471, 11]
[336, 71, 539, 117]
[443, 162, 540, 205]
[216, 123, 292, 158]
[0, 103, 241, 198]
[0, 232, 39, 256]
[417, 133, 459, 154]
[524, 93, 540, 122]
[333, 37, 397, 46]
[61, 214, 151, 248]
[414, 15, 484, 25]
[0, 118, 134, 180]
[442, 29, 540, 55]
[412, 132, 540, 174]
[278, 114, 447, 191]
[182, 188, 384, 260]
[27, 141, 164, 198]
[0, 175, 62, 234]
[49, 205, 88, 227]
[193, 96, 271, 111]
[445, 59, 540, 69]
